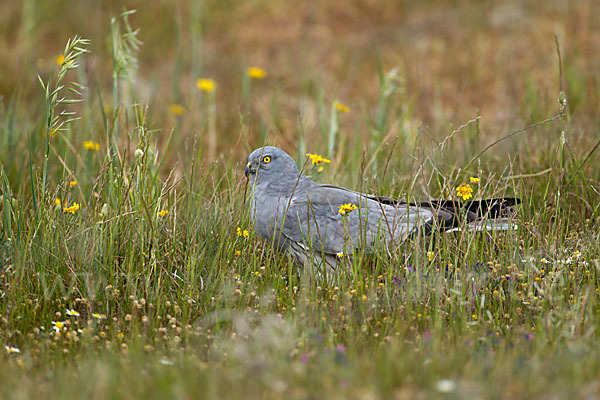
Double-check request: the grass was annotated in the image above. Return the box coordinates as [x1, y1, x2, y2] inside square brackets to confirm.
[1, 0, 600, 398]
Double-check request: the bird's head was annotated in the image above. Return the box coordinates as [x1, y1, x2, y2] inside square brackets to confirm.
[245, 146, 301, 188]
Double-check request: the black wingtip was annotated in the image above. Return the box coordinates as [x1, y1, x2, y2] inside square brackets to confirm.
[423, 198, 520, 219]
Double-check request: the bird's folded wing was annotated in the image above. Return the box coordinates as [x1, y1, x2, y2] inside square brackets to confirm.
[282, 184, 415, 256]
[289, 184, 364, 208]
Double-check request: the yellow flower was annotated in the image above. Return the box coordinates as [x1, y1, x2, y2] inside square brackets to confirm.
[169, 104, 186, 116]
[55, 198, 61, 206]
[69, 180, 77, 187]
[472, 314, 478, 320]
[336, 102, 350, 113]
[336, 252, 344, 258]
[55, 54, 74, 67]
[247, 67, 267, 79]
[470, 177, 480, 183]
[92, 313, 102, 319]
[456, 183, 473, 201]
[196, 78, 215, 92]
[305, 153, 331, 167]
[63, 202, 81, 214]
[338, 203, 358, 215]
[427, 251, 434, 262]
[158, 210, 169, 217]
[235, 250, 241, 256]
[237, 227, 249, 237]
[83, 141, 101, 151]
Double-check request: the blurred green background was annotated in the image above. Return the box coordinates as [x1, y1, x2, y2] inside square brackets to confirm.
[1, 0, 598, 169]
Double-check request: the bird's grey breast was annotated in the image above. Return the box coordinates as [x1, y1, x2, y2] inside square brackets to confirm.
[249, 180, 300, 247]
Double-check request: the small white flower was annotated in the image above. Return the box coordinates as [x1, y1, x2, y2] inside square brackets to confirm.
[135, 149, 144, 158]
[159, 358, 174, 366]
[66, 309, 80, 317]
[52, 321, 66, 332]
[92, 313, 102, 319]
[435, 379, 456, 393]
[336, 252, 344, 258]
[5, 345, 20, 354]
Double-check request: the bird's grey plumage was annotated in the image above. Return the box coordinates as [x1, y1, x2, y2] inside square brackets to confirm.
[245, 146, 516, 275]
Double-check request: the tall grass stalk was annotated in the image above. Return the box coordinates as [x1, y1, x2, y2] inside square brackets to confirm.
[37, 36, 89, 208]
[110, 9, 141, 157]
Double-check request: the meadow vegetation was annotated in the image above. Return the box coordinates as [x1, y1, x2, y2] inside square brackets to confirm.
[1, 0, 600, 398]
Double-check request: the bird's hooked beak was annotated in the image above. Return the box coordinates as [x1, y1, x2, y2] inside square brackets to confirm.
[244, 161, 254, 178]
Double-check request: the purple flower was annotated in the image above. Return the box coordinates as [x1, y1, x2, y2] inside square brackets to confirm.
[334, 344, 347, 364]
[407, 265, 413, 273]
[393, 277, 402, 286]
[300, 353, 309, 363]
[312, 332, 323, 343]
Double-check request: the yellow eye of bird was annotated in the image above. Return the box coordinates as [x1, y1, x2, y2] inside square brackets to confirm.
[263, 156, 271, 163]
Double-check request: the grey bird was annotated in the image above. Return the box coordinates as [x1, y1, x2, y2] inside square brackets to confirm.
[245, 146, 518, 275]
